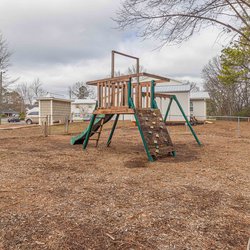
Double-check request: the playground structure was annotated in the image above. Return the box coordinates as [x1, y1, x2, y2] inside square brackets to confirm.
[71, 51, 201, 161]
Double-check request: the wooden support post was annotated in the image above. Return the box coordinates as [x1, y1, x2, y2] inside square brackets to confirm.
[111, 83, 115, 106]
[107, 114, 120, 147]
[146, 84, 149, 108]
[108, 81, 111, 107]
[43, 115, 49, 137]
[100, 83, 104, 108]
[116, 82, 120, 107]
[65, 115, 69, 134]
[97, 83, 101, 108]
[104, 81, 107, 108]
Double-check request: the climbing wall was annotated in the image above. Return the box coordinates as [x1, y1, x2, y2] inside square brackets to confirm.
[136, 108, 174, 159]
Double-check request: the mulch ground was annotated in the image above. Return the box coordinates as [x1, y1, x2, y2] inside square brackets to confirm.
[0, 121, 249, 249]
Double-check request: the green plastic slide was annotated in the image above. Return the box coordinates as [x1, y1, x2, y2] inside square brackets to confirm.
[70, 114, 113, 145]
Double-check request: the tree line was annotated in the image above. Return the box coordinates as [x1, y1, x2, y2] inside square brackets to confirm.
[203, 28, 250, 116]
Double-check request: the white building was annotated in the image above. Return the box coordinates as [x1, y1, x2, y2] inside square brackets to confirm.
[190, 92, 210, 120]
[71, 99, 96, 121]
[154, 84, 191, 122]
[152, 83, 210, 122]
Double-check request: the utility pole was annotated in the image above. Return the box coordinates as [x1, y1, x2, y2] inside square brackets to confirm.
[0, 71, 2, 125]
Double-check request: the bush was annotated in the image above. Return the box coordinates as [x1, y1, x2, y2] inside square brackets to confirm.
[19, 112, 26, 120]
[236, 107, 250, 117]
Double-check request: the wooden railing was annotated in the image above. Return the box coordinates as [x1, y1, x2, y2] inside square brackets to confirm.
[97, 79, 155, 111]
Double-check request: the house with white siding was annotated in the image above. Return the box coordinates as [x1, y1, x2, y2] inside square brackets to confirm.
[71, 99, 96, 121]
[154, 83, 191, 122]
[190, 92, 210, 120]
[152, 82, 209, 122]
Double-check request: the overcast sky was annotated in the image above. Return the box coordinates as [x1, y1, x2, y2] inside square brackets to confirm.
[0, 0, 226, 96]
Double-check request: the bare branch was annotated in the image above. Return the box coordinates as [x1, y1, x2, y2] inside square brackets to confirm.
[115, 0, 250, 45]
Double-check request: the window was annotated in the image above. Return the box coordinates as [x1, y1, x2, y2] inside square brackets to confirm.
[190, 101, 193, 112]
[28, 112, 39, 115]
[74, 113, 80, 117]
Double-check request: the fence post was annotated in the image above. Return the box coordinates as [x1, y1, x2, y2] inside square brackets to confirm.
[65, 115, 69, 134]
[237, 116, 240, 137]
[43, 115, 48, 137]
[48, 115, 51, 135]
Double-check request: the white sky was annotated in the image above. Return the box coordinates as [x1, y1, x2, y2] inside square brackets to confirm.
[0, 0, 227, 96]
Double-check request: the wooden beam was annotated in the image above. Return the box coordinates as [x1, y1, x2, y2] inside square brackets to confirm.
[142, 92, 174, 99]
[112, 50, 139, 60]
[86, 72, 171, 86]
[93, 107, 134, 115]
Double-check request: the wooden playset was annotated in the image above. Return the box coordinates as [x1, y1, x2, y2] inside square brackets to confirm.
[71, 51, 201, 161]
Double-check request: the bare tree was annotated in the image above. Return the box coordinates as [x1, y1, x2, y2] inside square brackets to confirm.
[127, 65, 146, 74]
[16, 83, 33, 106]
[16, 79, 47, 107]
[115, 0, 250, 45]
[0, 32, 11, 73]
[183, 81, 200, 92]
[202, 56, 243, 115]
[70, 82, 95, 99]
[114, 65, 146, 76]
[30, 78, 46, 98]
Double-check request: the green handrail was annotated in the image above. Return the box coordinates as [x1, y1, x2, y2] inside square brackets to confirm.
[129, 97, 154, 162]
[150, 80, 155, 109]
[83, 113, 96, 149]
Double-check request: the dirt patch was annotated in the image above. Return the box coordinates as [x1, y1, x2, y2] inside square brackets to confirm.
[0, 121, 249, 249]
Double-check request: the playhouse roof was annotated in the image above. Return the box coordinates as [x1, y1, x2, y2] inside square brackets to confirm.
[86, 72, 171, 85]
[37, 96, 72, 103]
[72, 99, 96, 104]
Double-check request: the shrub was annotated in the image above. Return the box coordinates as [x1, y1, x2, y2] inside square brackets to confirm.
[236, 107, 250, 117]
[19, 112, 26, 120]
